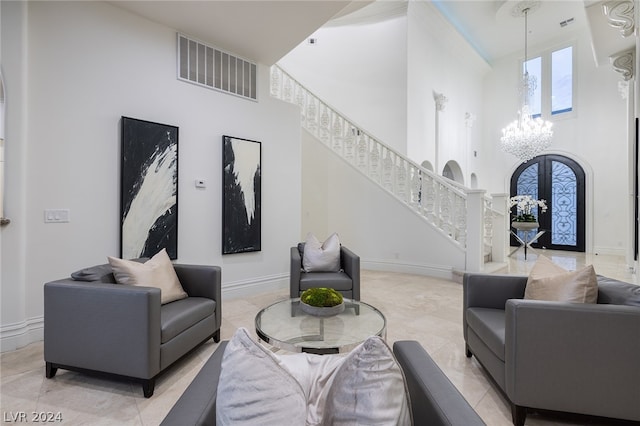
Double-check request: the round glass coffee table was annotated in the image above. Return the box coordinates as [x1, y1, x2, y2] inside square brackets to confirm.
[255, 298, 386, 354]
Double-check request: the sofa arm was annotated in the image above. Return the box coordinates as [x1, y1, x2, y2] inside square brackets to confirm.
[290, 247, 302, 298]
[505, 299, 640, 420]
[161, 341, 228, 426]
[341, 246, 360, 300]
[44, 279, 161, 379]
[174, 264, 221, 327]
[393, 341, 485, 425]
[463, 273, 527, 309]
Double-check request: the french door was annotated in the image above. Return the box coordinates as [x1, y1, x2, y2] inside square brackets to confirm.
[510, 154, 585, 252]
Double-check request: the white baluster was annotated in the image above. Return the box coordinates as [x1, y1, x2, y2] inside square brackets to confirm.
[270, 67, 281, 98]
[332, 116, 343, 153]
[357, 133, 367, 170]
[344, 127, 355, 162]
[382, 148, 392, 190]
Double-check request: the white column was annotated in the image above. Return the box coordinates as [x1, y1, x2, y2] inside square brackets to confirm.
[465, 189, 486, 272]
[490, 193, 509, 263]
[433, 92, 447, 174]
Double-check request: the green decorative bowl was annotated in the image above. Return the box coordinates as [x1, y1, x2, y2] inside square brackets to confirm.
[300, 287, 345, 317]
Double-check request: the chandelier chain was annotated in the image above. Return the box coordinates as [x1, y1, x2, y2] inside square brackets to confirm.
[500, 3, 553, 163]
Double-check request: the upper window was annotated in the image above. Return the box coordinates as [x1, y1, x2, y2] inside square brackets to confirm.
[523, 45, 574, 119]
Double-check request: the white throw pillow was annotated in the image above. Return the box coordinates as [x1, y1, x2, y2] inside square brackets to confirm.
[302, 232, 341, 272]
[323, 336, 412, 426]
[216, 328, 412, 426]
[524, 255, 598, 303]
[216, 328, 307, 426]
[107, 248, 187, 304]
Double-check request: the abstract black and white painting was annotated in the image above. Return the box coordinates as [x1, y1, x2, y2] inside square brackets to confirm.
[222, 135, 261, 254]
[121, 117, 178, 259]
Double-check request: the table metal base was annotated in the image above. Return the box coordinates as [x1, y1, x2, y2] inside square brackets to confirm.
[510, 229, 546, 260]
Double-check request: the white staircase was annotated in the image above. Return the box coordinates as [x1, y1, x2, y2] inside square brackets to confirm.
[270, 65, 507, 273]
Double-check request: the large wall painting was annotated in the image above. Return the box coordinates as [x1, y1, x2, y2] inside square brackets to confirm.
[222, 135, 261, 254]
[121, 117, 178, 259]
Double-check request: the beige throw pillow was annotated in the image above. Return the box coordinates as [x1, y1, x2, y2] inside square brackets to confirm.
[525, 255, 598, 303]
[108, 248, 187, 304]
[302, 232, 341, 272]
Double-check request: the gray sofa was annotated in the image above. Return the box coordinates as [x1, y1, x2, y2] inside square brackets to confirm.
[44, 263, 221, 397]
[463, 273, 640, 425]
[162, 340, 485, 426]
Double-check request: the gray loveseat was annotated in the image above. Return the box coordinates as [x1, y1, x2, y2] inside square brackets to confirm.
[44, 263, 221, 397]
[161, 340, 485, 425]
[463, 273, 640, 425]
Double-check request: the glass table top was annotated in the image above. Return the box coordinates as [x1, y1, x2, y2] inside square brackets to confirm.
[255, 298, 386, 354]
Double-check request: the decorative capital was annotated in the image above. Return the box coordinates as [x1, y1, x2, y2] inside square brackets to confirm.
[434, 92, 448, 112]
[603, 1, 635, 37]
[610, 48, 635, 81]
[618, 80, 630, 99]
[465, 112, 476, 128]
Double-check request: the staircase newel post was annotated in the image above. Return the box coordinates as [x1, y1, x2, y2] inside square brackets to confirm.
[465, 189, 486, 272]
[490, 193, 509, 263]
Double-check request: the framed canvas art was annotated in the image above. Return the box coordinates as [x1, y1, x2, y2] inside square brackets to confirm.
[121, 117, 178, 259]
[222, 135, 261, 254]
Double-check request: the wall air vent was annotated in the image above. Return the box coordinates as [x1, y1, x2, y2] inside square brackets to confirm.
[177, 34, 257, 101]
[559, 17, 574, 28]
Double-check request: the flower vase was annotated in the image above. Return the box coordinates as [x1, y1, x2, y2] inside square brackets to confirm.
[512, 221, 539, 231]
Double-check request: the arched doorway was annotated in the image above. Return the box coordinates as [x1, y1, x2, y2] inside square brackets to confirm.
[442, 160, 464, 185]
[421, 160, 434, 172]
[510, 154, 585, 252]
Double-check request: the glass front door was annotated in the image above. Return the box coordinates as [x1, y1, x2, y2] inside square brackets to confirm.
[510, 155, 585, 252]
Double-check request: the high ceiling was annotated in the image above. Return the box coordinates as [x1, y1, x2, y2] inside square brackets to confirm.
[433, 0, 635, 66]
[108, 1, 372, 65]
[433, 0, 589, 63]
[109, 1, 634, 67]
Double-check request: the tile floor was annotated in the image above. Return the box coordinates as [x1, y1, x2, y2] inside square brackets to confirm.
[1, 249, 636, 425]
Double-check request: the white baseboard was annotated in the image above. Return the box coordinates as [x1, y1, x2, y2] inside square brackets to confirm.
[222, 273, 289, 300]
[0, 316, 44, 353]
[362, 259, 453, 280]
[592, 246, 626, 256]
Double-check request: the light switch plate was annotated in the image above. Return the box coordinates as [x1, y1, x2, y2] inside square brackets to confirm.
[44, 209, 70, 223]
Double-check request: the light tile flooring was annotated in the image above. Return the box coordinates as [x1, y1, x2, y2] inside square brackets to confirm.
[1, 249, 636, 425]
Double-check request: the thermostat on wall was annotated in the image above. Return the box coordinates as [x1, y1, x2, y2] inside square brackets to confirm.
[195, 179, 206, 189]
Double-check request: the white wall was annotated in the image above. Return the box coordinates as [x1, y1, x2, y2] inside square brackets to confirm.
[406, 1, 490, 180]
[1, 1, 302, 351]
[279, 11, 408, 155]
[481, 29, 629, 255]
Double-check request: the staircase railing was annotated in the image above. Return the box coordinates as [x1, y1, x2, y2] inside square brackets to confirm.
[270, 65, 504, 269]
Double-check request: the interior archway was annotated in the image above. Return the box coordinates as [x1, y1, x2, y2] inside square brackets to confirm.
[420, 160, 434, 172]
[442, 160, 464, 185]
[470, 173, 478, 189]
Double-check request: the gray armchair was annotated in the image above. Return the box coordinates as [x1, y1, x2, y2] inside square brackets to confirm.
[290, 244, 360, 301]
[44, 263, 221, 397]
[463, 273, 640, 425]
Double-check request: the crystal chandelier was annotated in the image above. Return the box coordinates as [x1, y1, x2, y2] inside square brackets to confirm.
[500, 4, 553, 162]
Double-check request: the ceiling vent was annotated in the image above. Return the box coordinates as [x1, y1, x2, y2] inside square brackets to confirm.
[560, 17, 575, 28]
[177, 34, 257, 101]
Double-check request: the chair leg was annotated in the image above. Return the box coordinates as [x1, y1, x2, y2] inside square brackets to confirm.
[142, 379, 155, 398]
[511, 404, 526, 426]
[45, 362, 58, 379]
[213, 329, 220, 343]
[465, 344, 472, 358]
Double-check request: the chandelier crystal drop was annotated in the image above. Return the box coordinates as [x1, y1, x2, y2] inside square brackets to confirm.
[500, 4, 553, 162]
